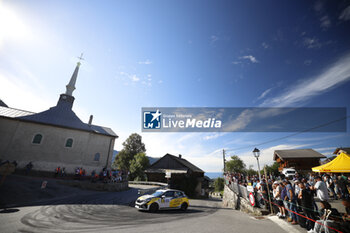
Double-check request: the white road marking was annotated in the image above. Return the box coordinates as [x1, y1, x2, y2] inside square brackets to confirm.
[268, 216, 304, 233]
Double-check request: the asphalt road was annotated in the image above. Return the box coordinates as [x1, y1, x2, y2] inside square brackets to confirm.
[0, 185, 290, 233]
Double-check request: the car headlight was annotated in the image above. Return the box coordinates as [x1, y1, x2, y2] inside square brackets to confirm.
[143, 198, 152, 203]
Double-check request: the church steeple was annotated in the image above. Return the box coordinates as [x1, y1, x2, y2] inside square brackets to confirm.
[56, 54, 84, 109]
[65, 53, 84, 96]
[65, 62, 80, 96]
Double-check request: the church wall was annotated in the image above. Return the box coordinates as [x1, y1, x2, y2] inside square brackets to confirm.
[0, 117, 115, 174]
[0, 117, 20, 156]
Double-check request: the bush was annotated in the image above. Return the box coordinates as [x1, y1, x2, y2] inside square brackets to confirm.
[214, 177, 224, 192]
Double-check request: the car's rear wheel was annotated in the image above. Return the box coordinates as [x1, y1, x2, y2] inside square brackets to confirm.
[180, 202, 188, 211]
[149, 203, 159, 213]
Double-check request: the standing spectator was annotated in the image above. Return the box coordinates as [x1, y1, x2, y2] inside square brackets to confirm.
[54, 166, 60, 178]
[312, 176, 329, 202]
[280, 182, 290, 220]
[338, 175, 349, 198]
[25, 162, 33, 175]
[294, 180, 302, 213]
[273, 182, 285, 218]
[325, 175, 336, 199]
[298, 182, 316, 231]
[260, 179, 269, 210]
[61, 167, 65, 177]
[283, 179, 298, 225]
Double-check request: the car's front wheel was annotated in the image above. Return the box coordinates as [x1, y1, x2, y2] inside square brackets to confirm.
[149, 203, 159, 213]
[180, 202, 188, 211]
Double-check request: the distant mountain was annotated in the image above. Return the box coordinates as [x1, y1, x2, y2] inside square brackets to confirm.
[111, 151, 159, 166]
[111, 150, 119, 163]
[205, 172, 223, 179]
[148, 157, 160, 165]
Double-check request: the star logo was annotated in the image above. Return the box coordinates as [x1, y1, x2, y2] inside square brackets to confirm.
[143, 109, 162, 129]
[150, 109, 161, 122]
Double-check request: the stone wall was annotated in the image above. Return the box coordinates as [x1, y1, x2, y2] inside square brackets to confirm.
[58, 180, 129, 192]
[222, 185, 262, 216]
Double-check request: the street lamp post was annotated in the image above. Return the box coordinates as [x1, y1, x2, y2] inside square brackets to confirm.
[253, 148, 261, 181]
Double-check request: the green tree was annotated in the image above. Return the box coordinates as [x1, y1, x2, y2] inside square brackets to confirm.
[113, 133, 146, 172]
[245, 165, 257, 176]
[264, 162, 280, 176]
[122, 133, 146, 156]
[112, 150, 131, 171]
[225, 155, 246, 173]
[214, 177, 224, 192]
[129, 152, 150, 181]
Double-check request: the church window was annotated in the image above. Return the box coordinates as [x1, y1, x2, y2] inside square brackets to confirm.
[94, 153, 100, 161]
[32, 134, 42, 144]
[65, 138, 73, 148]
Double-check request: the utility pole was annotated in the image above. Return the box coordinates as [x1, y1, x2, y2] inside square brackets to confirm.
[264, 165, 273, 214]
[223, 149, 226, 174]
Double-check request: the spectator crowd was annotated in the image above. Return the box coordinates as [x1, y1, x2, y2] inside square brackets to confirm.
[224, 172, 350, 233]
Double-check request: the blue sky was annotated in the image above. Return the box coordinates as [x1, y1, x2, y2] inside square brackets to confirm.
[1, 0, 350, 172]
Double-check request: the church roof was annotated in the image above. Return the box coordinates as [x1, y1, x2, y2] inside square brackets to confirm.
[0, 104, 117, 138]
[0, 106, 35, 118]
[0, 99, 8, 107]
[16, 104, 117, 137]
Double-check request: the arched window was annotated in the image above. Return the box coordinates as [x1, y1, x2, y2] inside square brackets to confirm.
[65, 138, 73, 148]
[94, 153, 100, 161]
[32, 134, 42, 144]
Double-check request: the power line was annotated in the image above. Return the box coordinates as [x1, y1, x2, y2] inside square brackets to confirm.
[225, 115, 349, 153]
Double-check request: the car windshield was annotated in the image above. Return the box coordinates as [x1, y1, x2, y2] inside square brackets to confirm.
[286, 171, 295, 174]
[151, 190, 165, 197]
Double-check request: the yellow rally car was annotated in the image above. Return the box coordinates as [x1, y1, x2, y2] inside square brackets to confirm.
[135, 189, 189, 212]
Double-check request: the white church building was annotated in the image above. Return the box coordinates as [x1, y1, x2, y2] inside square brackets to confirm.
[0, 60, 118, 174]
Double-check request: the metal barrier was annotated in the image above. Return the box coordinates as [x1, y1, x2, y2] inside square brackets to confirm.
[227, 181, 249, 200]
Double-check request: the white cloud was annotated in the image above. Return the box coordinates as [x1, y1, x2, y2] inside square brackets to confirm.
[262, 52, 350, 107]
[257, 87, 273, 100]
[313, 147, 335, 152]
[203, 133, 226, 140]
[320, 15, 331, 29]
[262, 42, 270, 49]
[287, 134, 346, 142]
[303, 37, 322, 49]
[339, 6, 350, 21]
[138, 59, 152, 65]
[158, 80, 163, 84]
[240, 55, 259, 63]
[239, 144, 311, 169]
[119, 71, 140, 82]
[131, 75, 140, 82]
[232, 55, 259, 65]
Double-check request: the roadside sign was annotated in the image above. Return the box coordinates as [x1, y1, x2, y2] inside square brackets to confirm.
[41, 181, 48, 189]
[247, 185, 254, 192]
[165, 170, 171, 178]
[249, 192, 255, 206]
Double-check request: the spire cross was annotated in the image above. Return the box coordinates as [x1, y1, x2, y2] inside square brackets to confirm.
[77, 53, 84, 62]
